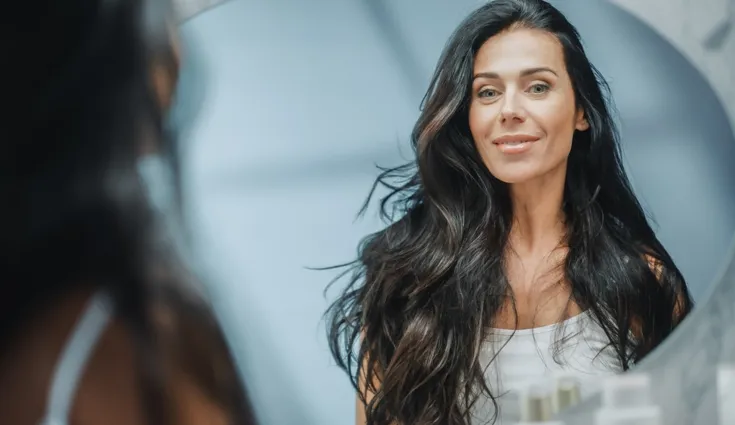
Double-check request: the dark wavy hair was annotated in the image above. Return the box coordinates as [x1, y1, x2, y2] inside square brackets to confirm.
[325, 1, 693, 424]
[3, 0, 255, 424]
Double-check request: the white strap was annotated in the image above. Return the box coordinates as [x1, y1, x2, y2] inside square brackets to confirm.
[39, 291, 113, 425]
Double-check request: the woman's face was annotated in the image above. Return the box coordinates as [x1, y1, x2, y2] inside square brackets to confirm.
[468, 27, 588, 185]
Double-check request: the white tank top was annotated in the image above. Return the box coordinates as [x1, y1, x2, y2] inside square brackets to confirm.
[471, 310, 623, 424]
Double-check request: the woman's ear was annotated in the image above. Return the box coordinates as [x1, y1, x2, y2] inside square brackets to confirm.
[575, 109, 589, 131]
[141, 28, 181, 156]
[150, 24, 181, 109]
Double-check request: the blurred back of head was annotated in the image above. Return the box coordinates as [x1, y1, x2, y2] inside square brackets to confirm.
[3, 0, 180, 331]
[1, 1, 255, 423]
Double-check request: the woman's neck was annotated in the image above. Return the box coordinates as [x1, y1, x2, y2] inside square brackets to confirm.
[508, 167, 567, 255]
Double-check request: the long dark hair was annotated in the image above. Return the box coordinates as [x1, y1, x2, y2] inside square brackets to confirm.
[3, 0, 254, 424]
[325, 0, 693, 424]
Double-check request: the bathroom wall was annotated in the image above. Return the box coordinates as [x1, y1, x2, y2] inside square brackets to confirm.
[612, 0, 735, 126]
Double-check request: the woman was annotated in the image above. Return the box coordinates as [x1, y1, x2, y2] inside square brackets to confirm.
[326, 0, 693, 424]
[0, 0, 256, 424]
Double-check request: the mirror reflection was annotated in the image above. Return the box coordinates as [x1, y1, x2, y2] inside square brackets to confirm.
[172, 0, 735, 425]
[325, 1, 693, 424]
[3, 1, 258, 424]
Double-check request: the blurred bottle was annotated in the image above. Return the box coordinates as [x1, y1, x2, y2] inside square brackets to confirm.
[594, 373, 661, 425]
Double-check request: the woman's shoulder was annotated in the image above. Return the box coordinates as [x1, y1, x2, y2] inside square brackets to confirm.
[0, 287, 245, 425]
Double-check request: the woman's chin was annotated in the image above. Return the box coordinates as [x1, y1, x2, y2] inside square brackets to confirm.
[489, 169, 539, 185]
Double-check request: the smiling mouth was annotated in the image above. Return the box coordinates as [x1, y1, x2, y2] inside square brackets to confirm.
[492, 134, 541, 145]
[497, 140, 532, 145]
[491, 135, 540, 154]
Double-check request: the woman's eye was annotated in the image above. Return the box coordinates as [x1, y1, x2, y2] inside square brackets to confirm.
[478, 88, 499, 98]
[528, 83, 550, 94]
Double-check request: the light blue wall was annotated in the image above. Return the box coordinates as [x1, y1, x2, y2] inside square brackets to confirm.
[170, 1, 735, 424]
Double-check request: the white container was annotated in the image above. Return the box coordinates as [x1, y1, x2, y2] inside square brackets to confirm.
[601, 373, 652, 409]
[594, 406, 662, 425]
[520, 383, 554, 422]
[553, 374, 582, 412]
[717, 364, 735, 425]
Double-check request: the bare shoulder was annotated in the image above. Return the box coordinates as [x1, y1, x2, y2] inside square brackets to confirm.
[0, 290, 236, 425]
[0, 291, 94, 425]
[644, 254, 664, 279]
[72, 296, 234, 425]
[643, 253, 690, 321]
[72, 312, 147, 425]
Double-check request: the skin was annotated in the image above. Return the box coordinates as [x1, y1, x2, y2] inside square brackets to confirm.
[0, 289, 229, 425]
[468, 27, 588, 330]
[355, 27, 690, 425]
[0, 30, 230, 425]
[356, 27, 590, 425]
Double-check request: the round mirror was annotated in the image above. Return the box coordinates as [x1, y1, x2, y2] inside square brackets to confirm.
[173, 0, 735, 424]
